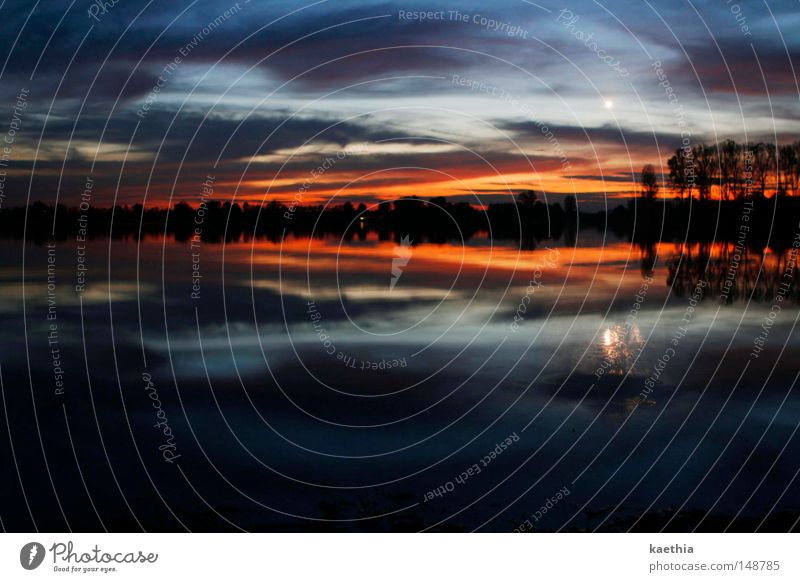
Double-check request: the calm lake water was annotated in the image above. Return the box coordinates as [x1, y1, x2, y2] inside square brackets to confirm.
[1, 230, 799, 531]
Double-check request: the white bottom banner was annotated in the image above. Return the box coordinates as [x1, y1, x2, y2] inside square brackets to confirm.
[1, 534, 796, 580]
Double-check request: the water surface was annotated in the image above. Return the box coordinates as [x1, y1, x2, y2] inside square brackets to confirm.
[1, 230, 799, 531]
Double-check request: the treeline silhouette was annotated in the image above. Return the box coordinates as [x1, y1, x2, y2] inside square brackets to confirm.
[0, 194, 572, 245]
[660, 240, 800, 304]
[4, 187, 800, 248]
[660, 139, 800, 201]
[628, 138, 800, 249]
[615, 196, 800, 249]
[6, 193, 800, 304]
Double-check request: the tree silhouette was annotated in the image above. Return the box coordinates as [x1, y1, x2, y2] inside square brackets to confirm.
[516, 190, 538, 206]
[564, 195, 577, 214]
[718, 139, 742, 201]
[640, 164, 658, 199]
[691, 144, 715, 200]
[751, 143, 772, 198]
[780, 141, 800, 197]
[667, 148, 690, 200]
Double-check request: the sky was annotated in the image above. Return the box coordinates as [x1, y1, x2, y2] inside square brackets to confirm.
[0, 0, 798, 209]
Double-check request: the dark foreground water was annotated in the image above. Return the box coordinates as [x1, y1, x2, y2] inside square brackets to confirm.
[1, 230, 799, 532]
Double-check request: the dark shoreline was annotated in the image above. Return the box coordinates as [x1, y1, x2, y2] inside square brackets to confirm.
[3, 196, 800, 249]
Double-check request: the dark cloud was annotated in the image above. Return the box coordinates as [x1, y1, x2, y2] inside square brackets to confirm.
[566, 174, 634, 183]
[499, 120, 684, 150]
[3, 110, 425, 202]
[668, 38, 800, 97]
[623, 0, 800, 97]
[0, 0, 555, 100]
